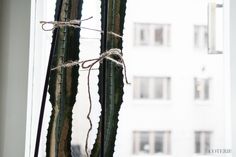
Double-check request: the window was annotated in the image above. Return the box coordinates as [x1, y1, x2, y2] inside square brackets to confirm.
[154, 24, 171, 46]
[134, 23, 150, 45]
[194, 78, 210, 100]
[139, 132, 150, 153]
[133, 77, 171, 100]
[195, 131, 212, 154]
[134, 23, 171, 46]
[133, 131, 171, 155]
[194, 25, 208, 50]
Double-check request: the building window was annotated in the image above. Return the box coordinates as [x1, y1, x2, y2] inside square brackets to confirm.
[133, 131, 171, 155]
[133, 77, 171, 100]
[194, 78, 210, 100]
[134, 23, 149, 45]
[154, 24, 171, 46]
[194, 25, 208, 50]
[195, 131, 212, 154]
[134, 23, 171, 46]
[139, 132, 150, 153]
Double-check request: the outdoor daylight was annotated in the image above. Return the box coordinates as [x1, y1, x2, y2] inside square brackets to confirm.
[0, 0, 234, 157]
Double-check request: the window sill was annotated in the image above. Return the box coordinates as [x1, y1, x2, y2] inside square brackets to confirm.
[133, 99, 172, 105]
[193, 100, 213, 106]
[132, 154, 172, 157]
[192, 154, 214, 156]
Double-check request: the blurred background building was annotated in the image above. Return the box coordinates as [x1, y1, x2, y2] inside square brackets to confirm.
[0, 0, 233, 156]
[114, 0, 230, 157]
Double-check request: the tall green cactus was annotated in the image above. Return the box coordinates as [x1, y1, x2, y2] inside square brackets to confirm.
[46, 0, 83, 156]
[46, 0, 127, 156]
[91, 0, 127, 156]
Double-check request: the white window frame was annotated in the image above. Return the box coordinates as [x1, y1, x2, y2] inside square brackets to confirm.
[134, 23, 150, 45]
[152, 24, 171, 47]
[194, 25, 208, 50]
[134, 23, 171, 47]
[133, 77, 171, 100]
[133, 131, 171, 155]
[25, 0, 56, 157]
[194, 131, 212, 154]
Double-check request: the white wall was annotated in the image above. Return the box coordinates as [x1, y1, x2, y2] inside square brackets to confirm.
[0, 0, 31, 156]
[115, 0, 230, 157]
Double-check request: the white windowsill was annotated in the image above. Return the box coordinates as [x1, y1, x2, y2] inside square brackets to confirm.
[132, 154, 172, 157]
[133, 99, 172, 105]
[193, 100, 213, 106]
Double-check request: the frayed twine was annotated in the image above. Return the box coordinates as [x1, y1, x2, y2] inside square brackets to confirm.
[40, 16, 122, 38]
[51, 48, 130, 157]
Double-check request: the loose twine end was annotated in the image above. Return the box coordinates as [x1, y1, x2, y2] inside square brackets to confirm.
[40, 16, 122, 38]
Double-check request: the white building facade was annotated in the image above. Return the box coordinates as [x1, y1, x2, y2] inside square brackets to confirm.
[115, 0, 231, 157]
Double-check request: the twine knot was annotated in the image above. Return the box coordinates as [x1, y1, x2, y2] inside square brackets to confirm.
[40, 17, 122, 38]
[40, 16, 93, 31]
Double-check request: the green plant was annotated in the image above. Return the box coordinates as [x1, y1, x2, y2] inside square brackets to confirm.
[46, 0, 127, 156]
[47, 0, 82, 156]
[91, 0, 127, 156]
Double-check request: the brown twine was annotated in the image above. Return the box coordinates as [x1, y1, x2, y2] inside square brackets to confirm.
[40, 17, 122, 38]
[51, 48, 130, 157]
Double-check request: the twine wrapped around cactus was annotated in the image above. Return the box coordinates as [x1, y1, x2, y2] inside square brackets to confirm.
[40, 18, 123, 38]
[50, 48, 130, 156]
[36, 0, 127, 156]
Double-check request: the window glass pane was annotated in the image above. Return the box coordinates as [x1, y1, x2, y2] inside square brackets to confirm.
[140, 78, 149, 98]
[155, 27, 163, 45]
[134, 23, 149, 45]
[201, 26, 208, 49]
[195, 78, 210, 100]
[154, 78, 163, 98]
[204, 132, 211, 154]
[133, 77, 149, 99]
[140, 132, 150, 153]
[204, 79, 210, 99]
[154, 132, 164, 153]
[195, 132, 201, 153]
[194, 78, 201, 99]
[140, 29, 145, 41]
[166, 78, 171, 99]
[194, 26, 200, 48]
[166, 131, 171, 154]
[204, 28, 208, 49]
[194, 25, 208, 49]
